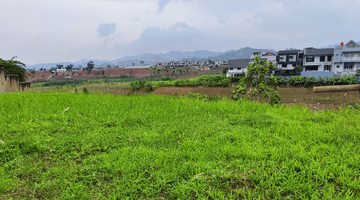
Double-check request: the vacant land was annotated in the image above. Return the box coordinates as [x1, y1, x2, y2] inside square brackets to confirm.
[1, 91, 360, 199]
[34, 83, 360, 111]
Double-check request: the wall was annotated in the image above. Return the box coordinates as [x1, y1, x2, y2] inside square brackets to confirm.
[0, 67, 31, 93]
[300, 71, 334, 79]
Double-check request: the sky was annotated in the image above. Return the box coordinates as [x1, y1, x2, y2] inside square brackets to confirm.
[1, 0, 360, 65]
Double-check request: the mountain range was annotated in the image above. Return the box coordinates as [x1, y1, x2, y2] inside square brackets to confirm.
[27, 42, 359, 69]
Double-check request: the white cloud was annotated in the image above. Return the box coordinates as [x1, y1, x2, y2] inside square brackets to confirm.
[0, 0, 359, 65]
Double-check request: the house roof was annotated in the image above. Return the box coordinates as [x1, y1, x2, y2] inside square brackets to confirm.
[278, 50, 301, 54]
[228, 59, 250, 68]
[345, 40, 360, 47]
[305, 48, 334, 56]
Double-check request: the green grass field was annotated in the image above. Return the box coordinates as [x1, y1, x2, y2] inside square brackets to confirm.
[1, 91, 360, 199]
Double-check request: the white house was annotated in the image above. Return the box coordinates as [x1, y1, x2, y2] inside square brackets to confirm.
[303, 48, 334, 72]
[226, 59, 250, 77]
[334, 40, 360, 76]
[250, 51, 277, 64]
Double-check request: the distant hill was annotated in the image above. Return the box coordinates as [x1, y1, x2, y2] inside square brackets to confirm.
[26, 48, 275, 69]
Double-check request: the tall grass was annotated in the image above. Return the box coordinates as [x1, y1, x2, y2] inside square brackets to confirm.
[0, 92, 359, 199]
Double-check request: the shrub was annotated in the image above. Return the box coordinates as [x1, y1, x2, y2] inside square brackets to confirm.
[82, 87, 90, 95]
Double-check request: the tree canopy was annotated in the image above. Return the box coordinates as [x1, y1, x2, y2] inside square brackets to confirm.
[0, 56, 29, 82]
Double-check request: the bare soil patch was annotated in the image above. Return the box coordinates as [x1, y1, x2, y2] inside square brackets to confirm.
[87, 85, 360, 111]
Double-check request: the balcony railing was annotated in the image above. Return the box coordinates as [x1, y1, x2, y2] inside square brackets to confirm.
[342, 58, 360, 61]
[342, 47, 360, 52]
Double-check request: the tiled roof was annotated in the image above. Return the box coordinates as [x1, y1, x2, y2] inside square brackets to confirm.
[278, 50, 301, 54]
[228, 59, 250, 68]
[305, 48, 334, 56]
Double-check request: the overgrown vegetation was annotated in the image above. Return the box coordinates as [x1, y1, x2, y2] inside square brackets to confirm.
[0, 56, 29, 82]
[186, 92, 223, 102]
[0, 92, 359, 199]
[130, 80, 154, 91]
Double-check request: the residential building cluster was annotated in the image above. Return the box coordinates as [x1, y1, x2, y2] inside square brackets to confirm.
[227, 40, 360, 78]
[153, 59, 228, 68]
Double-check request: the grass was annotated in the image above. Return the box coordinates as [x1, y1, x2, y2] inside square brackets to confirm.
[0, 91, 360, 199]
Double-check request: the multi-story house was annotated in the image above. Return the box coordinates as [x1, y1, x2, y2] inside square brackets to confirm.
[334, 40, 360, 76]
[226, 59, 250, 77]
[275, 50, 304, 76]
[250, 52, 277, 64]
[303, 48, 334, 72]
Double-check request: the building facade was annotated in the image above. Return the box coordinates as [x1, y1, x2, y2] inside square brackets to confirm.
[275, 50, 304, 76]
[226, 59, 250, 77]
[334, 40, 360, 76]
[303, 48, 334, 72]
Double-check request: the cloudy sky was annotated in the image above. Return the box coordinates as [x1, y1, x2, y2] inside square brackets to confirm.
[1, 0, 359, 65]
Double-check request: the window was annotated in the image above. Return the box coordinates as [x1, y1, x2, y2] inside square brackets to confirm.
[320, 56, 325, 62]
[346, 54, 350, 59]
[299, 54, 304, 59]
[229, 68, 233, 70]
[327, 56, 332, 61]
[348, 44, 355, 48]
[292, 64, 296, 67]
[289, 55, 294, 62]
[279, 56, 285, 62]
[282, 64, 287, 68]
[237, 68, 241, 70]
[324, 65, 331, 71]
[336, 54, 339, 56]
[344, 64, 353, 69]
[337, 65, 340, 68]
[306, 56, 314, 62]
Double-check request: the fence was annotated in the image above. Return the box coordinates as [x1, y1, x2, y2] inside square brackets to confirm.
[0, 67, 31, 93]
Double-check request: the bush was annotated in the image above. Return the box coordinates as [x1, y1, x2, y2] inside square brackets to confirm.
[187, 92, 222, 102]
[130, 80, 154, 91]
[82, 87, 90, 95]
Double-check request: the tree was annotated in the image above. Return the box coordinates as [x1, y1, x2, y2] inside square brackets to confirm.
[101, 69, 105, 75]
[65, 64, 73, 71]
[39, 67, 44, 72]
[295, 65, 302, 75]
[106, 65, 111, 70]
[140, 61, 144, 66]
[222, 67, 228, 74]
[231, 56, 280, 105]
[82, 68, 85, 71]
[132, 62, 135, 66]
[129, 71, 133, 76]
[56, 64, 63, 69]
[87, 61, 94, 72]
[0, 56, 29, 82]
